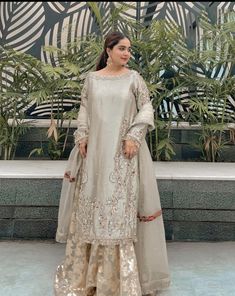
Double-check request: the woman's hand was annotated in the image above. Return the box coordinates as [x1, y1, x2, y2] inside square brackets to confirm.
[123, 139, 139, 159]
[77, 140, 87, 158]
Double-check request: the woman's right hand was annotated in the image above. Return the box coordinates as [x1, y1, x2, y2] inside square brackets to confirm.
[123, 139, 139, 159]
[77, 140, 87, 158]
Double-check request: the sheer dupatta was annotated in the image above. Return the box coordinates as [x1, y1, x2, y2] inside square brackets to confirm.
[135, 140, 170, 293]
[55, 142, 170, 293]
[56, 146, 82, 243]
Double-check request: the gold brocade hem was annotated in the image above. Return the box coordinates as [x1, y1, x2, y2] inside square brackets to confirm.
[55, 232, 137, 246]
[74, 236, 138, 246]
[54, 241, 142, 296]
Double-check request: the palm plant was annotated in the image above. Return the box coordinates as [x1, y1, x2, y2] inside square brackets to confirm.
[125, 19, 189, 160]
[180, 11, 235, 161]
[0, 47, 43, 159]
[28, 50, 83, 159]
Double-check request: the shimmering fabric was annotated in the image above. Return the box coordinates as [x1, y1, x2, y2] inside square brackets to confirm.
[54, 186, 141, 296]
[55, 69, 170, 295]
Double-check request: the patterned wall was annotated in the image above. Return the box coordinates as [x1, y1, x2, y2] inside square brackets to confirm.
[0, 2, 234, 118]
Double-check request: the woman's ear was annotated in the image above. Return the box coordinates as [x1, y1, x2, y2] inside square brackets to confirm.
[106, 48, 110, 56]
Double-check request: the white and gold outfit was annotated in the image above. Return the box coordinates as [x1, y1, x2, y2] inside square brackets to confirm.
[54, 70, 170, 296]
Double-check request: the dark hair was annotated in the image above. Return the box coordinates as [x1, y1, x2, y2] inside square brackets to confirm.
[96, 31, 130, 71]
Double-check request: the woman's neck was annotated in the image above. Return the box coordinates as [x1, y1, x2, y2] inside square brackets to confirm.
[104, 64, 126, 73]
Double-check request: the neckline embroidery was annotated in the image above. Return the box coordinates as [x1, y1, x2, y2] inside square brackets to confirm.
[90, 69, 134, 80]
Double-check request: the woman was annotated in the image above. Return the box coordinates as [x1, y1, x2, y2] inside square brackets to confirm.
[54, 31, 170, 296]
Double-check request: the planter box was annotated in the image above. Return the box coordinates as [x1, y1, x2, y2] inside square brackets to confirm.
[12, 121, 235, 162]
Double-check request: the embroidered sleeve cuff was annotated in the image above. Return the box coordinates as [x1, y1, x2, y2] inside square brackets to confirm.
[124, 124, 148, 147]
[74, 129, 88, 145]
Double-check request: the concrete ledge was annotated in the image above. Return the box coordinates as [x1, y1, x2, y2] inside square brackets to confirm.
[154, 162, 235, 180]
[1, 160, 235, 180]
[0, 160, 66, 179]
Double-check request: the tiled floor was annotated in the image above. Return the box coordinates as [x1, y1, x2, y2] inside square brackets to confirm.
[159, 242, 235, 296]
[0, 240, 234, 296]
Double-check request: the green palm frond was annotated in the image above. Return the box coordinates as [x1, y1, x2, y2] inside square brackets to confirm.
[87, 2, 103, 33]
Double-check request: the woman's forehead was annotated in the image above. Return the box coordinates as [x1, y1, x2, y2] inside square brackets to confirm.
[116, 38, 131, 47]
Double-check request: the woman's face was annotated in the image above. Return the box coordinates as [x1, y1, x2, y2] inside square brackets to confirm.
[107, 38, 131, 67]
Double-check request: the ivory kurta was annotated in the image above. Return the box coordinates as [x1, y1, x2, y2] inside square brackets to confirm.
[55, 69, 170, 296]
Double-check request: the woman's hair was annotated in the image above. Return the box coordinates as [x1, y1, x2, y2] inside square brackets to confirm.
[96, 31, 130, 71]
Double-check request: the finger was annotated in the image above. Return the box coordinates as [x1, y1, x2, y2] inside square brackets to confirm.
[80, 143, 87, 157]
[129, 147, 136, 158]
[83, 148, 87, 158]
[80, 147, 86, 158]
[124, 145, 137, 159]
[129, 153, 134, 159]
[124, 146, 138, 159]
[124, 151, 130, 159]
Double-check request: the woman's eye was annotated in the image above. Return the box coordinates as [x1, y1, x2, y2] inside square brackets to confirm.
[119, 47, 131, 52]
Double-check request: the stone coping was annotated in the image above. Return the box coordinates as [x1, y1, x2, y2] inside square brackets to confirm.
[0, 160, 235, 180]
[153, 162, 235, 181]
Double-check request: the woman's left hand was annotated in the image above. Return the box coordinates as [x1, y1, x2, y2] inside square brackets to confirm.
[123, 139, 139, 159]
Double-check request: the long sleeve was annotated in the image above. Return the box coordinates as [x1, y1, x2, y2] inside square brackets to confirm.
[124, 72, 155, 146]
[73, 74, 90, 145]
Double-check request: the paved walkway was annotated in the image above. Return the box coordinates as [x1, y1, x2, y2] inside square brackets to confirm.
[0, 241, 234, 296]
